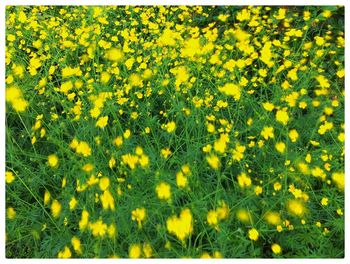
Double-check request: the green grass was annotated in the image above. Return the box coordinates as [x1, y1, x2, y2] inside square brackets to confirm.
[5, 5, 344, 258]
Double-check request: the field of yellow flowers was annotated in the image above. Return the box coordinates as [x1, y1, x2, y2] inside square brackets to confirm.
[5, 6, 344, 258]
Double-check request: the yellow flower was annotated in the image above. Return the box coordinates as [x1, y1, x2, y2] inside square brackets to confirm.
[99, 177, 110, 191]
[82, 163, 94, 172]
[143, 243, 153, 258]
[7, 34, 16, 42]
[276, 109, 289, 125]
[275, 142, 286, 153]
[57, 246, 71, 259]
[322, 10, 332, 18]
[332, 172, 344, 190]
[275, 8, 286, 19]
[12, 64, 25, 78]
[6, 86, 29, 112]
[61, 66, 82, 78]
[6, 86, 22, 102]
[48, 154, 59, 168]
[28, 57, 42, 75]
[114, 136, 123, 146]
[100, 72, 111, 84]
[206, 154, 220, 169]
[248, 228, 259, 241]
[316, 75, 330, 88]
[105, 48, 124, 62]
[181, 164, 191, 175]
[218, 83, 241, 100]
[262, 102, 275, 111]
[161, 148, 172, 159]
[89, 219, 107, 237]
[7, 207, 16, 219]
[232, 144, 246, 161]
[109, 157, 116, 169]
[156, 182, 171, 200]
[100, 190, 115, 211]
[12, 99, 29, 112]
[271, 243, 282, 254]
[129, 73, 143, 87]
[129, 244, 141, 258]
[207, 123, 215, 133]
[176, 171, 188, 188]
[287, 68, 298, 81]
[274, 182, 282, 191]
[201, 252, 211, 258]
[135, 146, 143, 156]
[107, 223, 117, 238]
[60, 81, 73, 94]
[216, 201, 229, 220]
[123, 129, 131, 139]
[71, 236, 82, 255]
[318, 121, 333, 135]
[258, 68, 267, 77]
[260, 41, 274, 67]
[44, 190, 51, 205]
[286, 199, 306, 217]
[76, 141, 92, 157]
[90, 107, 101, 118]
[138, 154, 149, 167]
[264, 211, 281, 226]
[321, 197, 328, 206]
[166, 208, 193, 241]
[165, 121, 176, 133]
[207, 210, 219, 227]
[122, 153, 139, 170]
[254, 185, 263, 195]
[125, 58, 135, 70]
[5, 171, 15, 184]
[237, 172, 251, 188]
[79, 210, 89, 230]
[131, 207, 146, 228]
[69, 196, 77, 210]
[214, 133, 229, 154]
[261, 126, 274, 140]
[236, 9, 250, 21]
[96, 116, 108, 128]
[170, 65, 190, 87]
[288, 129, 299, 142]
[336, 69, 345, 78]
[158, 28, 181, 46]
[314, 36, 325, 46]
[69, 138, 79, 149]
[236, 208, 251, 223]
[51, 199, 62, 218]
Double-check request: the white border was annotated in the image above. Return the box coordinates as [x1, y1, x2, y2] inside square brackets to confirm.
[1, 1, 348, 264]
[0, 0, 348, 5]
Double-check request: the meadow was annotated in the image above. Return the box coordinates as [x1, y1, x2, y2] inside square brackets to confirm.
[5, 5, 344, 258]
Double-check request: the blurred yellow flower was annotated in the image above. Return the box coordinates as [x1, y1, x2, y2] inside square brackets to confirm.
[271, 243, 282, 254]
[5, 171, 15, 184]
[132, 207, 146, 228]
[156, 182, 171, 200]
[166, 208, 193, 241]
[248, 228, 259, 241]
[96, 116, 108, 128]
[129, 244, 141, 258]
[51, 199, 62, 218]
[48, 154, 59, 168]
